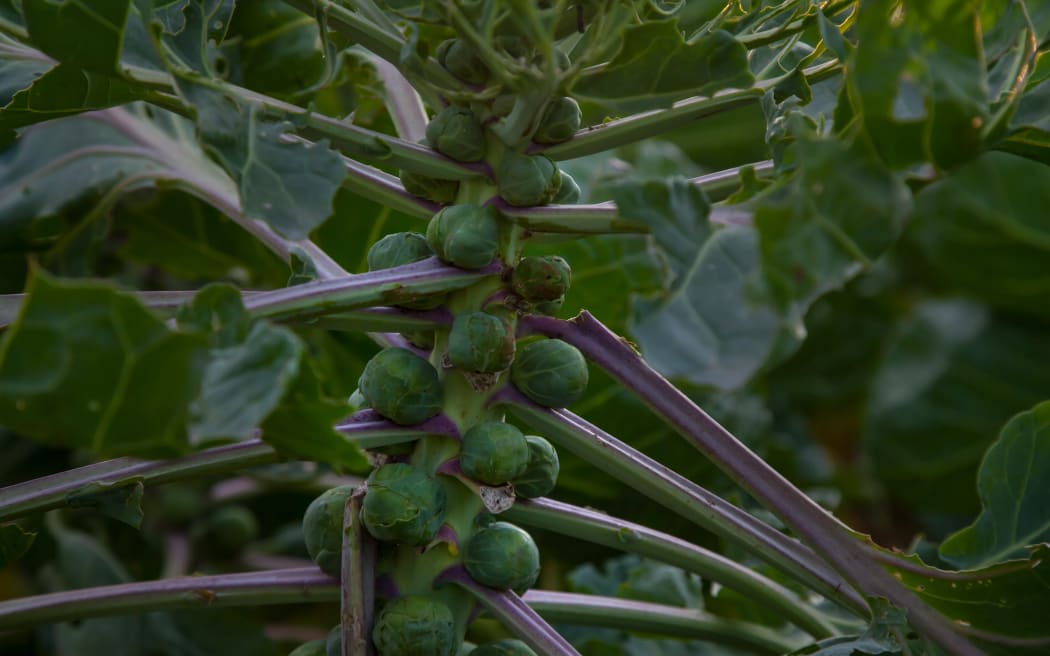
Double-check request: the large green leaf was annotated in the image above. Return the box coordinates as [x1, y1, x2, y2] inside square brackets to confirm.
[572, 20, 753, 113]
[22, 0, 131, 74]
[908, 151, 1050, 319]
[0, 273, 206, 456]
[940, 402, 1050, 568]
[755, 132, 911, 320]
[863, 300, 1050, 515]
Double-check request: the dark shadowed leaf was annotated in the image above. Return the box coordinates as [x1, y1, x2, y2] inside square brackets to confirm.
[0, 522, 35, 569]
[940, 402, 1050, 568]
[22, 0, 130, 74]
[66, 479, 145, 528]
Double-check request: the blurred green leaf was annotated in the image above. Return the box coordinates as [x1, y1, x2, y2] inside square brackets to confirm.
[789, 598, 904, 655]
[568, 554, 704, 608]
[863, 300, 1050, 515]
[227, 0, 326, 98]
[0, 273, 206, 457]
[66, 479, 145, 528]
[940, 402, 1050, 568]
[572, 21, 753, 113]
[0, 522, 35, 569]
[909, 151, 1050, 318]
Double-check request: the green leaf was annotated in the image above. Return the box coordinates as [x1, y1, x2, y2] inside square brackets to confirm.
[568, 554, 704, 609]
[0, 273, 207, 456]
[175, 282, 252, 347]
[0, 522, 36, 569]
[847, 0, 989, 169]
[863, 300, 1050, 515]
[175, 80, 347, 240]
[789, 598, 905, 655]
[227, 0, 326, 98]
[572, 21, 753, 113]
[22, 0, 131, 74]
[940, 402, 1050, 568]
[65, 479, 146, 528]
[908, 151, 1050, 319]
[754, 132, 911, 319]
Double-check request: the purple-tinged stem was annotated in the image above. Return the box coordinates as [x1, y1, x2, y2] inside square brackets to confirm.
[342, 489, 375, 656]
[520, 591, 803, 655]
[494, 389, 864, 615]
[0, 568, 339, 630]
[504, 498, 836, 638]
[436, 566, 580, 656]
[369, 55, 428, 143]
[243, 257, 500, 322]
[521, 312, 984, 655]
[498, 201, 750, 235]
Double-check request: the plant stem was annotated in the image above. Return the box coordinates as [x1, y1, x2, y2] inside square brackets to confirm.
[504, 498, 836, 638]
[495, 390, 866, 617]
[242, 258, 500, 322]
[521, 312, 984, 655]
[368, 55, 429, 143]
[343, 488, 375, 656]
[521, 591, 804, 655]
[436, 566, 581, 656]
[499, 202, 752, 234]
[0, 415, 454, 521]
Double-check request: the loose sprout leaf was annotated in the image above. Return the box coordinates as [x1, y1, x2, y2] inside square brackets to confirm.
[66, 479, 146, 528]
[0, 522, 36, 569]
[572, 20, 753, 113]
[909, 152, 1050, 318]
[940, 402, 1050, 568]
[630, 226, 783, 390]
[754, 132, 911, 320]
[21, 0, 131, 74]
[863, 300, 1050, 515]
[175, 80, 347, 240]
[0, 273, 207, 457]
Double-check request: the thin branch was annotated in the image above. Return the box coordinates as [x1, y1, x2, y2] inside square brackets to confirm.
[500, 200, 752, 235]
[342, 488, 375, 656]
[521, 312, 984, 655]
[437, 566, 581, 656]
[504, 498, 836, 638]
[521, 590, 805, 655]
[493, 389, 865, 616]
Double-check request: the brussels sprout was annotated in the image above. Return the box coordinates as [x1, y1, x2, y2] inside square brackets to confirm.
[533, 97, 581, 145]
[362, 463, 447, 545]
[437, 39, 489, 85]
[510, 339, 588, 407]
[460, 421, 530, 485]
[325, 625, 341, 656]
[288, 638, 327, 656]
[372, 595, 456, 656]
[207, 504, 259, 552]
[512, 435, 559, 498]
[448, 312, 515, 373]
[400, 170, 460, 205]
[367, 232, 443, 310]
[551, 170, 580, 204]
[359, 348, 443, 425]
[511, 256, 571, 302]
[303, 485, 353, 577]
[472, 639, 537, 656]
[497, 153, 560, 207]
[463, 522, 540, 590]
[426, 106, 486, 162]
[426, 204, 500, 270]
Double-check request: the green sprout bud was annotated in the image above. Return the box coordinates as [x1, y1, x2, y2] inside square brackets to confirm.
[303, 485, 354, 577]
[426, 204, 500, 270]
[448, 312, 515, 373]
[533, 97, 581, 145]
[426, 106, 486, 162]
[400, 170, 460, 205]
[551, 170, 580, 204]
[362, 464, 447, 545]
[460, 421, 530, 486]
[512, 435, 559, 498]
[463, 522, 540, 591]
[510, 339, 588, 408]
[359, 348, 443, 425]
[207, 504, 259, 552]
[497, 153, 560, 207]
[288, 638, 327, 656]
[372, 595, 457, 656]
[511, 256, 571, 302]
[472, 639, 537, 656]
[325, 625, 341, 656]
[437, 39, 489, 85]
[367, 232, 443, 310]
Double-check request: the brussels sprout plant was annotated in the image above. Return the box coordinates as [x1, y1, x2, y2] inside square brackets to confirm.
[1, 2, 1049, 656]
